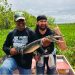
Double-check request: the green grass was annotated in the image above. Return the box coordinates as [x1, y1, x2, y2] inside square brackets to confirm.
[59, 24, 75, 48]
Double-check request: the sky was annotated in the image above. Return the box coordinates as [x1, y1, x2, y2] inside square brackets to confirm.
[8, 0, 75, 23]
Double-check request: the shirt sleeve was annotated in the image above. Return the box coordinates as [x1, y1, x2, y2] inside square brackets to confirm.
[3, 32, 13, 55]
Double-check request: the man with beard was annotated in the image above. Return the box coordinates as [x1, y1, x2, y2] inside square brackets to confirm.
[34, 15, 67, 75]
[34, 15, 56, 75]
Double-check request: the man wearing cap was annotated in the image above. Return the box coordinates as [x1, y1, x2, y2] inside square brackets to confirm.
[0, 12, 37, 74]
[34, 15, 56, 75]
[34, 15, 67, 75]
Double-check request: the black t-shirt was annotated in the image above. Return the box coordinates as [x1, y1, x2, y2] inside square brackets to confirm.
[35, 28, 54, 55]
[3, 27, 37, 69]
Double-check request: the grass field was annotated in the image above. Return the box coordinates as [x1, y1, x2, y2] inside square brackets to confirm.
[0, 23, 75, 69]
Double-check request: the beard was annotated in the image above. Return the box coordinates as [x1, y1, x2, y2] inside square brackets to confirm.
[38, 25, 47, 31]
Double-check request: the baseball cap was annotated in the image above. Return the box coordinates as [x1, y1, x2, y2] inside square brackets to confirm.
[14, 12, 25, 21]
[37, 15, 47, 21]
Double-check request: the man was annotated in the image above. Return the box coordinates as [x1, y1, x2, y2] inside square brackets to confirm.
[0, 12, 37, 74]
[0, 13, 50, 75]
[35, 15, 67, 75]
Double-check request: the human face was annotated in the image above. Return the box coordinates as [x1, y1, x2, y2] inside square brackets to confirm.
[16, 19, 25, 31]
[37, 19, 48, 31]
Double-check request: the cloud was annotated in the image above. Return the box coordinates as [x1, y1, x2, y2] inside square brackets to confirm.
[8, 0, 75, 23]
[8, 0, 75, 11]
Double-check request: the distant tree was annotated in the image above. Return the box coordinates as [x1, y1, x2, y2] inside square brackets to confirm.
[23, 11, 36, 28]
[47, 16, 56, 29]
[48, 16, 55, 25]
[0, 0, 13, 29]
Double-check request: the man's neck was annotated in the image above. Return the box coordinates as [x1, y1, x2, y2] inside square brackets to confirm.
[39, 29, 47, 35]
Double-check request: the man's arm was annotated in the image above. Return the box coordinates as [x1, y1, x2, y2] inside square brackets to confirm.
[3, 33, 12, 55]
[3, 32, 17, 55]
[54, 26, 67, 50]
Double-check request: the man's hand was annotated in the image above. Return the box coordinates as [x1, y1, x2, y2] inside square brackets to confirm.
[34, 55, 40, 62]
[56, 40, 67, 50]
[41, 37, 51, 47]
[10, 48, 18, 55]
